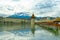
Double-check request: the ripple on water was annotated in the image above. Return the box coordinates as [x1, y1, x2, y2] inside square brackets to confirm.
[0, 29, 60, 40]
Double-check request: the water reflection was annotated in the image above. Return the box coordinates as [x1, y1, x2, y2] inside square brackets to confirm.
[0, 22, 60, 40]
[0, 22, 60, 35]
[31, 24, 35, 35]
[36, 24, 60, 36]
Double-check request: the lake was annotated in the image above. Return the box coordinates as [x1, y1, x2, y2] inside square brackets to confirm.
[0, 22, 60, 40]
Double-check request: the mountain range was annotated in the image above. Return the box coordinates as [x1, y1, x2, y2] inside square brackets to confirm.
[8, 12, 31, 19]
[0, 12, 56, 20]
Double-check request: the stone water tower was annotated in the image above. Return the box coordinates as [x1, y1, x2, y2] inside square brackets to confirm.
[31, 14, 35, 26]
[31, 14, 35, 35]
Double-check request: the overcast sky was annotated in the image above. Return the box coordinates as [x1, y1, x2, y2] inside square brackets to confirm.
[0, 0, 60, 17]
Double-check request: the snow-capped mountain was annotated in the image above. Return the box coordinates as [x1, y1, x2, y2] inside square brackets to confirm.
[8, 12, 31, 19]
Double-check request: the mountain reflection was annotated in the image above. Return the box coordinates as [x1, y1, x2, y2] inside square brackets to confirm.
[0, 22, 59, 35]
[0, 22, 60, 40]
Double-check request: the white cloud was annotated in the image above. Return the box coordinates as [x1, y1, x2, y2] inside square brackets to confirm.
[0, 0, 35, 16]
[32, 0, 60, 17]
[0, 0, 60, 17]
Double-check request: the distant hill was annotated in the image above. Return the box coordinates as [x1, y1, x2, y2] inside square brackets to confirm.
[8, 12, 31, 19]
[0, 12, 55, 20]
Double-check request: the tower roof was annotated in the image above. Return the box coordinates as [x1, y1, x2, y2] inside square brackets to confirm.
[31, 14, 35, 18]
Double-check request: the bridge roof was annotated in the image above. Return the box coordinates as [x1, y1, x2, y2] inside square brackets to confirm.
[54, 18, 60, 21]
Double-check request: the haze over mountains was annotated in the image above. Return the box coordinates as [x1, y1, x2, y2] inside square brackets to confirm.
[0, 12, 56, 20]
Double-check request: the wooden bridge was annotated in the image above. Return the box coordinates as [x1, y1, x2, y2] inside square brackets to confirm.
[35, 18, 60, 30]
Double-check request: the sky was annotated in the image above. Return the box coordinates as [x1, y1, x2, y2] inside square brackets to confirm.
[0, 0, 60, 17]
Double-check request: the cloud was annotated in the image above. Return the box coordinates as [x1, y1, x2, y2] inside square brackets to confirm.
[12, 0, 20, 2]
[32, 0, 60, 17]
[0, 0, 34, 15]
[33, 0, 53, 11]
[0, 0, 60, 17]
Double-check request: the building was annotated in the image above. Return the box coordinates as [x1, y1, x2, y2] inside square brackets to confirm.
[0, 14, 35, 24]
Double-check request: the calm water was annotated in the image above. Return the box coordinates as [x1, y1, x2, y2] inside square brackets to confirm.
[0, 23, 60, 40]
